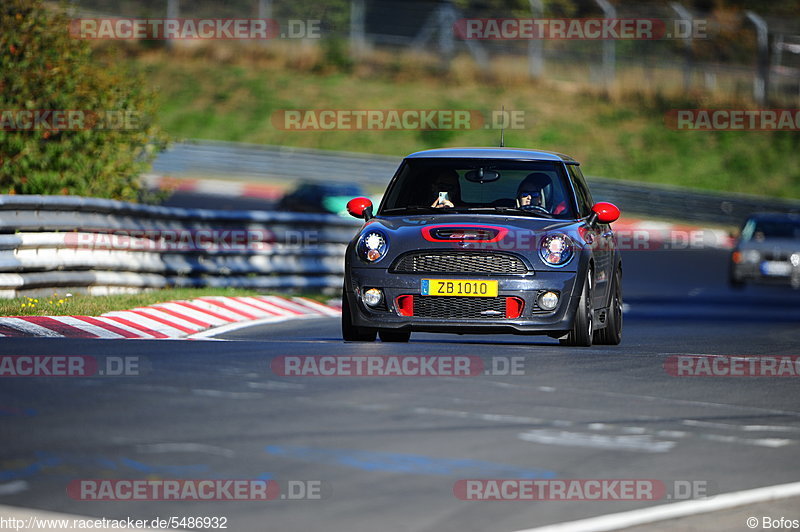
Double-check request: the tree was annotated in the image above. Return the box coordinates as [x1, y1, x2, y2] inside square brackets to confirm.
[0, 0, 167, 201]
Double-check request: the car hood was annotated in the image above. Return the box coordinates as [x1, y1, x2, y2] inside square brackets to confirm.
[354, 214, 584, 267]
[736, 239, 800, 253]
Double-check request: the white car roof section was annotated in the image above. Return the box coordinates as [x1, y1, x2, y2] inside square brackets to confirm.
[405, 147, 576, 163]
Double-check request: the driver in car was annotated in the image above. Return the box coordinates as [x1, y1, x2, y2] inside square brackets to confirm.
[516, 172, 568, 215]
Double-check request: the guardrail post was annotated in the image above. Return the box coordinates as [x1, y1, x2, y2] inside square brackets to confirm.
[166, 0, 179, 51]
[258, 0, 272, 46]
[745, 10, 769, 105]
[670, 2, 694, 92]
[350, 0, 367, 59]
[594, 0, 616, 88]
[528, 0, 544, 79]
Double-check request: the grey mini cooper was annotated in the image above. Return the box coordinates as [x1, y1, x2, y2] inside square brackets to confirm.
[341, 147, 623, 347]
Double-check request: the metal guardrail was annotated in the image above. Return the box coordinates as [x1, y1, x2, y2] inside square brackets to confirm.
[154, 140, 800, 227]
[0, 195, 360, 298]
[587, 177, 800, 227]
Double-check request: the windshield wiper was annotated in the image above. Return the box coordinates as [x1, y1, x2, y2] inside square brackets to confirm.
[381, 206, 439, 214]
[458, 206, 554, 218]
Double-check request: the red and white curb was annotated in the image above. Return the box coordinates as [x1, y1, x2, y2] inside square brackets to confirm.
[0, 296, 340, 339]
[143, 174, 285, 200]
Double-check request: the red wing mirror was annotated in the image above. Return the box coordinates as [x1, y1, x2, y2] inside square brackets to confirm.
[347, 197, 374, 220]
[591, 202, 620, 224]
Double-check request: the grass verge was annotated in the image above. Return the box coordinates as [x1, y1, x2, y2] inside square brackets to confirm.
[1, 288, 327, 317]
[122, 45, 800, 199]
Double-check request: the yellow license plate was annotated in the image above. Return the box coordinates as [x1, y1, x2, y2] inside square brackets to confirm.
[421, 279, 498, 297]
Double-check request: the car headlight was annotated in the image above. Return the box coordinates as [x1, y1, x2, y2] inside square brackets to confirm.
[539, 233, 574, 267]
[357, 231, 389, 263]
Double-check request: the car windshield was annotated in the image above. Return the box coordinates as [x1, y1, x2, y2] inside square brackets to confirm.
[741, 218, 800, 240]
[379, 158, 576, 219]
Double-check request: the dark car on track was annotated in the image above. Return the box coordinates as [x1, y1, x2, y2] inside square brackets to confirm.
[277, 182, 367, 217]
[341, 147, 623, 347]
[729, 212, 800, 289]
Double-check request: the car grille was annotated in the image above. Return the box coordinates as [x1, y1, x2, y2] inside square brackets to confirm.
[413, 296, 507, 319]
[391, 252, 528, 274]
[763, 250, 794, 261]
[410, 293, 551, 319]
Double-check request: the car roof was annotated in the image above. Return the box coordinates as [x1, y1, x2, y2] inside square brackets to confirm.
[405, 147, 577, 163]
[746, 212, 800, 222]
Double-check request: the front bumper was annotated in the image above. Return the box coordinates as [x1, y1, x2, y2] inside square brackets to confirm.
[731, 261, 800, 288]
[345, 267, 582, 334]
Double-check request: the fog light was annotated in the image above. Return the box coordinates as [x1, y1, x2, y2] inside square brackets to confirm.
[538, 291, 559, 311]
[363, 288, 383, 307]
[791, 253, 800, 267]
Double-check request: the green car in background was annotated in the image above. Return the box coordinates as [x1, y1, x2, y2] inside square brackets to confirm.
[278, 182, 377, 218]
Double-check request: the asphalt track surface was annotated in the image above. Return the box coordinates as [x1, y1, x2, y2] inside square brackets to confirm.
[1, 248, 799, 532]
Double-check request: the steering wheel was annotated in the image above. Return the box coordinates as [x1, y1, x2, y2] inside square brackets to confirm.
[519, 204, 550, 215]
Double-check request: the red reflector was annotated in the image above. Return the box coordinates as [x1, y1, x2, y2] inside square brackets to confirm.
[395, 295, 414, 317]
[505, 297, 524, 319]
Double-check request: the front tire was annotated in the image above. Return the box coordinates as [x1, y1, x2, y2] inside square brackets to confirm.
[729, 274, 745, 290]
[342, 291, 377, 342]
[594, 268, 622, 345]
[560, 272, 593, 347]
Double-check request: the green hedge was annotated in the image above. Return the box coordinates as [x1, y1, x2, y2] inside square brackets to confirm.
[0, 0, 167, 201]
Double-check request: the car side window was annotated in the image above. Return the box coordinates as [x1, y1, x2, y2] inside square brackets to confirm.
[567, 165, 594, 218]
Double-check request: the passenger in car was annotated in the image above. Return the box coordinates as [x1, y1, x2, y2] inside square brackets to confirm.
[430, 169, 461, 208]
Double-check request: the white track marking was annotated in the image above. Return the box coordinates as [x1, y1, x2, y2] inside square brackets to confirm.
[518, 429, 676, 453]
[0, 481, 28, 496]
[134, 443, 235, 458]
[683, 419, 800, 433]
[247, 380, 306, 390]
[191, 389, 263, 400]
[512, 480, 800, 532]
